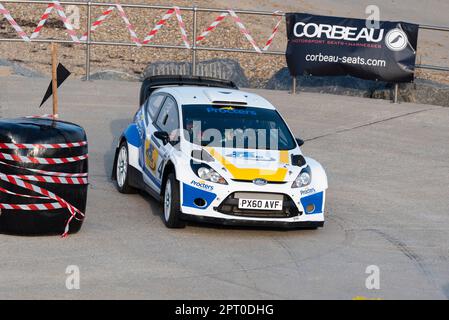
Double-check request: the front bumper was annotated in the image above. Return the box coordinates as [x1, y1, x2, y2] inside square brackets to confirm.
[182, 214, 324, 229]
[180, 180, 326, 226]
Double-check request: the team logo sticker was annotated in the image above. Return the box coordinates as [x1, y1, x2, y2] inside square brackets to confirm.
[385, 28, 408, 52]
[190, 180, 214, 191]
[145, 140, 159, 172]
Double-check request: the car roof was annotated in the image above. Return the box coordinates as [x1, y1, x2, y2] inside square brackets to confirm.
[154, 86, 276, 110]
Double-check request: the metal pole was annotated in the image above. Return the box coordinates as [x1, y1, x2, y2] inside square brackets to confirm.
[393, 83, 399, 104]
[51, 43, 59, 118]
[85, 2, 92, 81]
[292, 76, 296, 94]
[192, 7, 198, 76]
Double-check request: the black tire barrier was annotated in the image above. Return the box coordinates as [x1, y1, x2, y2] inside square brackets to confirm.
[0, 117, 88, 236]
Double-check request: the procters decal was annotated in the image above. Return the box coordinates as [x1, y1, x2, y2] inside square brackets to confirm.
[206, 107, 257, 116]
[190, 180, 214, 191]
[182, 183, 217, 210]
[300, 188, 316, 196]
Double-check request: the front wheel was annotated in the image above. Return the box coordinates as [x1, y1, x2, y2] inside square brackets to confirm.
[163, 173, 185, 228]
[115, 142, 136, 194]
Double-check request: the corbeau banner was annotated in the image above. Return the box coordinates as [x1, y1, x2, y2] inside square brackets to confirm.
[286, 13, 419, 82]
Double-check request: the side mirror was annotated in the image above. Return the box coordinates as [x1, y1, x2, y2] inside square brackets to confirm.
[154, 131, 170, 145]
[296, 138, 305, 147]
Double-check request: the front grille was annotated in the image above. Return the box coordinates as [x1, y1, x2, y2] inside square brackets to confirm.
[231, 179, 288, 185]
[215, 192, 301, 219]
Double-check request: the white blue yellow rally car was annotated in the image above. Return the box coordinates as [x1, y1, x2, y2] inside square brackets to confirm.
[113, 76, 328, 229]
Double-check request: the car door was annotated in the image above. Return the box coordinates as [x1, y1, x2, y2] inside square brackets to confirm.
[140, 93, 166, 192]
[142, 95, 180, 193]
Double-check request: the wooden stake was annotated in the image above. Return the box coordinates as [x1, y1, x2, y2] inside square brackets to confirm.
[51, 43, 58, 119]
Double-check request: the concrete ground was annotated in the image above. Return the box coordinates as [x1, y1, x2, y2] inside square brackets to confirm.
[0, 76, 448, 300]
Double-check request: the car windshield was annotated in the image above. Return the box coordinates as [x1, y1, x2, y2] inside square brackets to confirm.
[182, 105, 296, 150]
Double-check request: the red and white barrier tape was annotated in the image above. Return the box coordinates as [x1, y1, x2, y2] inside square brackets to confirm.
[2, 175, 87, 185]
[25, 114, 58, 119]
[0, 152, 88, 164]
[173, 6, 190, 49]
[196, 12, 229, 43]
[0, 160, 88, 178]
[30, 3, 54, 40]
[142, 7, 175, 45]
[52, 0, 80, 43]
[196, 10, 283, 52]
[0, 173, 85, 236]
[0, 141, 87, 150]
[80, 6, 115, 41]
[228, 9, 261, 53]
[116, 4, 141, 46]
[0, 139, 88, 237]
[262, 12, 283, 51]
[0, 202, 66, 211]
[80, 5, 190, 47]
[0, 185, 53, 200]
[1, 1, 281, 52]
[0, 185, 66, 212]
[0, 2, 30, 41]
[1, 1, 78, 42]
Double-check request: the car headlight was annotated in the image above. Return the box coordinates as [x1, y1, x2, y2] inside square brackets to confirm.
[195, 164, 227, 185]
[292, 166, 312, 188]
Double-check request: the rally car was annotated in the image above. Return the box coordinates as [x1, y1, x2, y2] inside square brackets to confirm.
[112, 76, 328, 229]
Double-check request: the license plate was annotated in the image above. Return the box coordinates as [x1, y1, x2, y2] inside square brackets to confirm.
[238, 199, 283, 211]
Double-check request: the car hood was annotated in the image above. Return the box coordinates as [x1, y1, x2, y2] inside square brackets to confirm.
[204, 147, 300, 183]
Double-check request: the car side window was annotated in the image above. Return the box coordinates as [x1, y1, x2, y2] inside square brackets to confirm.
[156, 96, 179, 135]
[145, 94, 165, 123]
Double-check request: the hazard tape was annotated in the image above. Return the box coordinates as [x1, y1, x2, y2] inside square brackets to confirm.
[0, 173, 85, 237]
[25, 114, 57, 119]
[196, 10, 283, 52]
[0, 202, 66, 211]
[262, 12, 283, 51]
[0, 137, 88, 237]
[0, 160, 88, 178]
[30, 3, 54, 40]
[227, 10, 261, 53]
[80, 6, 115, 41]
[0, 185, 53, 200]
[0, 179, 83, 221]
[81, 5, 191, 47]
[1, 1, 78, 42]
[0, 185, 66, 211]
[0, 141, 87, 150]
[0, 152, 88, 164]
[116, 4, 141, 46]
[1, 1, 191, 48]
[1, 1, 281, 52]
[196, 12, 229, 43]
[2, 175, 88, 185]
[0, 2, 30, 42]
[173, 7, 190, 49]
[52, 1, 80, 43]
[142, 8, 175, 44]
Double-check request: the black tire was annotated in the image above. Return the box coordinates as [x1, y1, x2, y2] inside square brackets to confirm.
[115, 142, 136, 194]
[162, 173, 186, 228]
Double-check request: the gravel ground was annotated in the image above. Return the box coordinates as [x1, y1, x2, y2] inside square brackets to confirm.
[0, 0, 447, 85]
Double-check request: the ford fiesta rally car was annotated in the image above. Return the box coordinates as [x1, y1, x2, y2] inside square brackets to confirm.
[112, 76, 328, 229]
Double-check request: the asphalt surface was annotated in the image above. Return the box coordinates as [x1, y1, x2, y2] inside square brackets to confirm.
[0, 76, 448, 300]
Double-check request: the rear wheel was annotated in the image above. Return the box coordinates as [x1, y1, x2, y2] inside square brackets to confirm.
[115, 142, 136, 194]
[163, 173, 185, 228]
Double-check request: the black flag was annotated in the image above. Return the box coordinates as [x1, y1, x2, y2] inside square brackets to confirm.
[39, 63, 71, 108]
